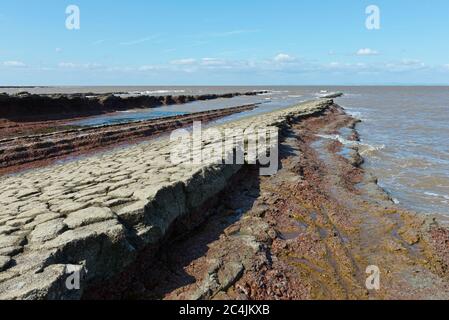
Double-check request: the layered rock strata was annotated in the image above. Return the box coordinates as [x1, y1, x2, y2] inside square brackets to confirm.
[0, 100, 331, 299]
[0, 91, 267, 122]
[0, 104, 256, 170]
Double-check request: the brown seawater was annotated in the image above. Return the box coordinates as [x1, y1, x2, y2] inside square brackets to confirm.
[336, 86, 449, 216]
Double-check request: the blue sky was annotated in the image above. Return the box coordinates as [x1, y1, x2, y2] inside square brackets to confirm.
[1, 0, 448, 85]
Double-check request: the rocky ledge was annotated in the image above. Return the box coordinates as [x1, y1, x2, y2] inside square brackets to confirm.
[0, 104, 257, 171]
[83, 103, 449, 300]
[0, 100, 331, 300]
[0, 91, 267, 122]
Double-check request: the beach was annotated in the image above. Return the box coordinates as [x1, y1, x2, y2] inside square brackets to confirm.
[1, 89, 449, 300]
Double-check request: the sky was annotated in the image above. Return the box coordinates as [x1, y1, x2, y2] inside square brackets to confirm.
[0, 0, 449, 86]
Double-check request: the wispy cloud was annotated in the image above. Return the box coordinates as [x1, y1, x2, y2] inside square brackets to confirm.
[170, 58, 197, 65]
[119, 35, 160, 46]
[208, 29, 259, 37]
[3, 60, 26, 67]
[138, 65, 161, 72]
[142, 56, 434, 76]
[14, 54, 440, 81]
[189, 29, 259, 39]
[201, 58, 227, 66]
[385, 59, 426, 72]
[356, 48, 379, 56]
[92, 39, 106, 45]
[58, 62, 102, 69]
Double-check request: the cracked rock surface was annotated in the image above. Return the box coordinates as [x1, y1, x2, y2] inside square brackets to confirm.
[0, 100, 331, 300]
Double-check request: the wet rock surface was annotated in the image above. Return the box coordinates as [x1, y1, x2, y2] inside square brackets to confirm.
[0, 100, 330, 300]
[0, 91, 267, 122]
[0, 104, 257, 171]
[84, 104, 449, 300]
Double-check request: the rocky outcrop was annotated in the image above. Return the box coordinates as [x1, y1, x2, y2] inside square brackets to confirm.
[0, 104, 257, 170]
[0, 91, 267, 122]
[0, 100, 332, 300]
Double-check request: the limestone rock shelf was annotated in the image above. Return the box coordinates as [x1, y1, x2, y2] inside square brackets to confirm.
[0, 100, 332, 300]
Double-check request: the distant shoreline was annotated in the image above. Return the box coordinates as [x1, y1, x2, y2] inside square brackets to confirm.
[2, 84, 449, 89]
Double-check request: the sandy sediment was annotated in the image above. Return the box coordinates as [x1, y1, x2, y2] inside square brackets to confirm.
[0, 99, 330, 300]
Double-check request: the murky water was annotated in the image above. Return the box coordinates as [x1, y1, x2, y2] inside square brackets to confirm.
[66, 89, 316, 127]
[6, 85, 448, 215]
[336, 87, 449, 216]
[71, 110, 188, 126]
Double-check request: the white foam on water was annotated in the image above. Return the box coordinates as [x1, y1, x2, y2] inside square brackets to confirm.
[424, 192, 449, 200]
[340, 106, 370, 121]
[267, 90, 290, 94]
[314, 91, 341, 98]
[139, 89, 186, 95]
[116, 89, 187, 97]
[316, 134, 385, 156]
[346, 110, 365, 120]
[342, 93, 362, 97]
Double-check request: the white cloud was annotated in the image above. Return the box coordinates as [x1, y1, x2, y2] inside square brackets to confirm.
[58, 62, 102, 69]
[3, 60, 26, 67]
[106, 66, 135, 72]
[12, 54, 437, 81]
[385, 59, 426, 72]
[58, 62, 77, 68]
[138, 65, 160, 71]
[401, 59, 424, 66]
[274, 53, 296, 63]
[328, 62, 341, 68]
[200, 58, 226, 66]
[170, 58, 197, 65]
[356, 48, 379, 56]
[326, 61, 369, 73]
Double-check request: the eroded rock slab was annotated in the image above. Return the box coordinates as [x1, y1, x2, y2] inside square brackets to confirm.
[0, 100, 332, 300]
